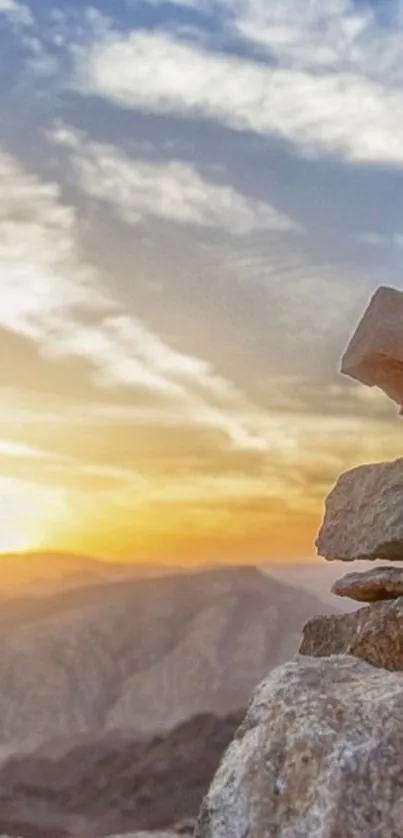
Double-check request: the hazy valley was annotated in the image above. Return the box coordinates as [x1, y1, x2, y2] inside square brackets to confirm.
[0, 560, 338, 836]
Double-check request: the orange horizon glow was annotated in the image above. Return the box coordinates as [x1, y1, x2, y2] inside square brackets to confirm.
[0, 398, 399, 566]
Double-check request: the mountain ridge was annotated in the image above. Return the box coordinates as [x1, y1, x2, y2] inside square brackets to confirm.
[0, 566, 337, 757]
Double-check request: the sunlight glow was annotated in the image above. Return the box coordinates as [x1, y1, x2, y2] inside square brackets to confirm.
[0, 476, 68, 555]
[0, 490, 41, 553]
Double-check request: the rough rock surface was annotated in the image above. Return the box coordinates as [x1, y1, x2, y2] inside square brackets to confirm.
[332, 566, 403, 602]
[195, 655, 403, 838]
[108, 833, 178, 838]
[316, 457, 403, 561]
[340, 284, 403, 408]
[299, 597, 403, 671]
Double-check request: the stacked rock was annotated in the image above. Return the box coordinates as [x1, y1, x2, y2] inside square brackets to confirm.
[299, 285, 403, 671]
[194, 285, 403, 838]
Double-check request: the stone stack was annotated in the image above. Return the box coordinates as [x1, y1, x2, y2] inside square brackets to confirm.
[300, 284, 403, 669]
[194, 286, 403, 838]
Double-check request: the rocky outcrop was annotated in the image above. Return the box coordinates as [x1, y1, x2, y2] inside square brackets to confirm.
[341, 284, 403, 409]
[316, 458, 403, 562]
[332, 566, 403, 602]
[195, 286, 403, 838]
[195, 655, 403, 838]
[299, 597, 403, 671]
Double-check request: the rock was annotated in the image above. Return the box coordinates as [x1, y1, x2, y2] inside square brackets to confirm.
[109, 833, 178, 838]
[340, 284, 403, 408]
[332, 566, 403, 602]
[195, 655, 403, 838]
[316, 457, 403, 561]
[300, 609, 362, 659]
[173, 818, 196, 834]
[299, 597, 403, 671]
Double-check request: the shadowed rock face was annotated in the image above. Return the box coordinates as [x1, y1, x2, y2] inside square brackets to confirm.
[340, 285, 403, 409]
[195, 655, 403, 838]
[316, 458, 403, 562]
[300, 597, 403, 672]
[332, 566, 403, 602]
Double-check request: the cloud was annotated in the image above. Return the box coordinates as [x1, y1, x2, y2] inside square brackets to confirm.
[50, 125, 296, 234]
[231, 0, 373, 70]
[0, 144, 277, 452]
[0, 0, 32, 25]
[0, 439, 41, 458]
[74, 16, 403, 167]
[0, 148, 112, 343]
[353, 231, 403, 249]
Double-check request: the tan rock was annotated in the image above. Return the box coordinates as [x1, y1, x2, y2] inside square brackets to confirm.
[195, 655, 403, 838]
[332, 566, 403, 602]
[341, 284, 403, 408]
[299, 597, 403, 671]
[316, 457, 403, 561]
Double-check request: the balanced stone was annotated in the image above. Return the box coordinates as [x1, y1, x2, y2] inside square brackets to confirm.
[341, 285, 403, 410]
[299, 597, 403, 672]
[332, 566, 403, 602]
[316, 457, 403, 561]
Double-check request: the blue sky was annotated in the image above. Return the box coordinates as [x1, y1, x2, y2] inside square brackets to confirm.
[0, 0, 403, 561]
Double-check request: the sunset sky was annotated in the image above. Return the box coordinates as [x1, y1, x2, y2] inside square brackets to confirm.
[1, 0, 403, 563]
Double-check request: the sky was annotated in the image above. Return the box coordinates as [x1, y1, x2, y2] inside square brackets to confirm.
[1, 0, 403, 564]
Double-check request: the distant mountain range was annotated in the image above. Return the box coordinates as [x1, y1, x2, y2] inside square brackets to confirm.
[0, 710, 243, 837]
[0, 565, 337, 759]
[0, 551, 183, 597]
[0, 549, 360, 608]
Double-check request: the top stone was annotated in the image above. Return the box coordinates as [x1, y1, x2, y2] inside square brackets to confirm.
[341, 285, 403, 410]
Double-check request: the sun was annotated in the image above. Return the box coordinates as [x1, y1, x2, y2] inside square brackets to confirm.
[0, 488, 41, 554]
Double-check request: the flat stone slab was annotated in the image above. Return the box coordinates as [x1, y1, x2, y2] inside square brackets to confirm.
[332, 566, 403, 602]
[341, 285, 403, 409]
[316, 457, 403, 561]
[299, 597, 403, 672]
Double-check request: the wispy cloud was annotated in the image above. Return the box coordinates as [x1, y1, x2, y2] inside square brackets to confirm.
[0, 144, 276, 452]
[0, 148, 112, 343]
[51, 125, 296, 234]
[353, 231, 403, 249]
[0, 439, 41, 458]
[0, 0, 32, 26]
[75, 12, 403, 167]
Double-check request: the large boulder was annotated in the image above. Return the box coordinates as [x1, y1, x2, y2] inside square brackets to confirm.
[195, 655, 403, 838]
[299, 597, 403, 671]
[340, 284, 403, 409]
[316, 458, 403, 561]
[332, 566, 403, 602]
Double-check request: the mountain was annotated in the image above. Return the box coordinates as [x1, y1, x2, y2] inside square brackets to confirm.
[0, 566, 337, 758]
[0, 552, 124, 597]
[0, 552, 181, 598]
[0, 710, 244, 837]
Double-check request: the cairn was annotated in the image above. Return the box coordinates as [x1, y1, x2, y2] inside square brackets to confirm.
[195, 287, 403, 838]
[299, 285, 403, 670]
